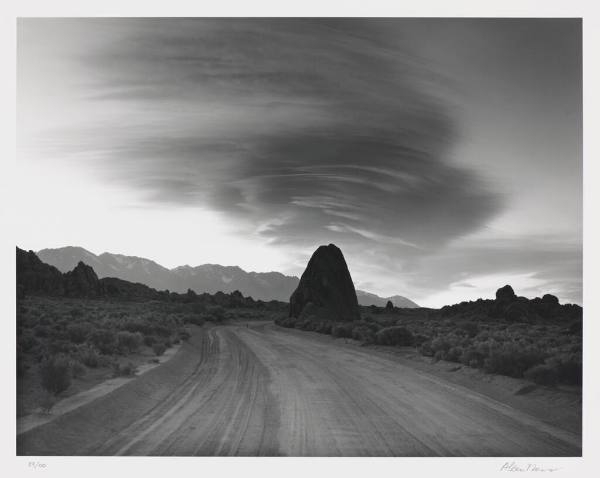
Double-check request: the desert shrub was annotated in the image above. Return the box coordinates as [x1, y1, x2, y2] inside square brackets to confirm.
[375, 326, 414, 346]
[460, 347, 485, 368]
[419, 340, 434, 357]
[430, 336, 453, 354]
[152, 324, 172, 337]
[301, 319, 318, 331]
[545, 354, 582, 385]
[185, 315, 205, 327]
[152, 342, 167, 356]
[39, 355, 72, 395]
[51, 323, 67, 338]
[33, 345, 50, 363]
[352, 325, 376, 344]
[315, 321, 333, 335]
[70, 360, 87, 378]
[475, 330, 490, 341]
[412, 333, 430, 347]
[505, 302, 532, 323]
[331, 323, 354, 338]
[524, 364, 558, 386]
[567, 320, 582, 336]
[112, 361, 137, 377]
[143, 334, 157, 346]
[49, 339, 77, 355]
[39, 392, 57, 413]
[483, 344, 545, 378]
[97, 354, 112, 368]
[89, 329, 117, 355]
[374, 316, 396, 327]
[77, 346, 100, 368]
[206, 305, 226, 322]
[69, 307, 84, 319]
[458, 321, 479, 337]
[117, 331, 143, 354]
[66, 323, 92, 344]
[277, 317, 296, 328]
[190, 303, 206, 314]
[459, 336, 474, 348]
[34, 325, 50, 338]
[444, 346, 464, 362]
[18, 330, 38, 352]
[122, 319, 151, 335]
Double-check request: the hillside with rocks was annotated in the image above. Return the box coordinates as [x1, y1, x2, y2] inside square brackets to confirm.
[16, 247, 267, 307]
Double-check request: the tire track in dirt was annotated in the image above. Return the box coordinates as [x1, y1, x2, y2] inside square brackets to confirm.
[94, 328, 221, 455]
[18, 322, 581, 456]
[94, 327, 280, 456]
[234, 324, 581, 456]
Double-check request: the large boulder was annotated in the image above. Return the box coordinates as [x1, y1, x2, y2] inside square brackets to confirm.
[495, 284, 517, 302]
[542, 293, 560, 305]
[289, 244, 360, 322]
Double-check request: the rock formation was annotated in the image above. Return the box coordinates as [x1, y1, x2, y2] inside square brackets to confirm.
[289, 243, 360, 322]
[495, 284, 517, 302]
[16, 247, 65, 296]
[64, 261, 104, 298]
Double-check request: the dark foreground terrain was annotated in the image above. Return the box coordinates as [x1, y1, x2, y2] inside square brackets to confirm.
[18, 322, 581, 456]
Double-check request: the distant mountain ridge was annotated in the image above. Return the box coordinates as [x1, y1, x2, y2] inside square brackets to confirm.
[354, 290, 419, 308]
[36, 246, 419, 307]
[17, 248, 163, 300]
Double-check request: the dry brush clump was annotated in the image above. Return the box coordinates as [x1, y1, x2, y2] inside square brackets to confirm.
[39, 354, 72, 396]
[17, 297, 189, 400]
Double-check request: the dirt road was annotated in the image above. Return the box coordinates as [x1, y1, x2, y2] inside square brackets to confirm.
[18, 323, 581, 456]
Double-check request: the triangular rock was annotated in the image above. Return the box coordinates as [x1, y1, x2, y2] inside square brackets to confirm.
[289, 244, 360, 322]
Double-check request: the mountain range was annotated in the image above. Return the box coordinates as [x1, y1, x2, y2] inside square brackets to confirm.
[36, 246, 419, 307]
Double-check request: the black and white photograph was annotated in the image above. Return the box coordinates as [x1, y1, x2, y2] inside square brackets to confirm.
[6, 2, 598, 470]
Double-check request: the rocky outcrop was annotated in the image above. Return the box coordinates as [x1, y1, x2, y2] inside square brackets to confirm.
[16, 248, 65, 297]
[442, 283, 581, 324]
[542, 294, 559, 305]
[496, 284, 517, 302]
[289, 244, 360, 322]
[64, 261, 104, 298]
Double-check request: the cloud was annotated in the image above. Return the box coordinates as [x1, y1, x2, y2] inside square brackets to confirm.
[49, 19, 502, 257]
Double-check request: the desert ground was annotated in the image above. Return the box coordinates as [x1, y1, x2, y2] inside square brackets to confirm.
[18, 322, 581, 456]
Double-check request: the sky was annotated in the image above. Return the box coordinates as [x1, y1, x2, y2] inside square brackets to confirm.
[16, 18, 582, 307]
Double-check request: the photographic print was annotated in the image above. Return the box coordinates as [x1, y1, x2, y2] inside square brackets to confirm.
[15, 17, 582, 457]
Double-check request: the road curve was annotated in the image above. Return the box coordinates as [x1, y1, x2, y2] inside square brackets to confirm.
[18, 323, 581, 456]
